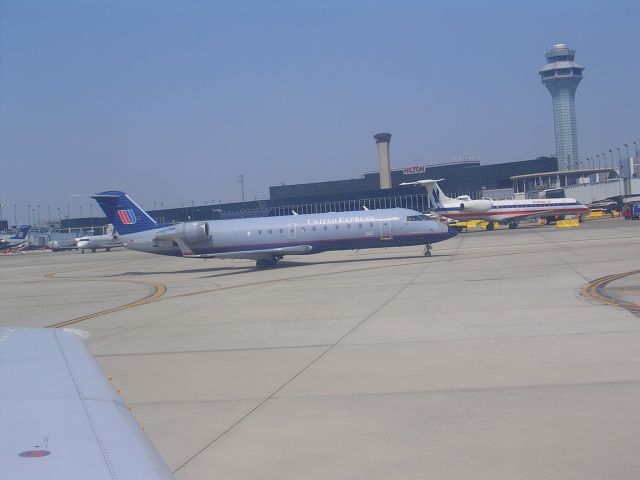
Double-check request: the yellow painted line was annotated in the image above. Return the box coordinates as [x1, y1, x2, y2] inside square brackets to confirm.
[45, 273, 167, 328]
[581, 270, 640, 313]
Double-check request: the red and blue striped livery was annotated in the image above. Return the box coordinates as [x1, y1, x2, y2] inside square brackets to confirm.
[117, 209, 137, 225]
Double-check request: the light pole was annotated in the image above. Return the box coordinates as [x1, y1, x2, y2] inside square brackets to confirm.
[48, 205, 51, 225]
[596, 154, 600, 170]
[13, 204, 17, 229]
[238, 174, 245, 202]
[57, 207, 61, 225]
[37, 205, 40, 227]
[79, 206, 83, 219]
[27, 204, 31, 225]
[617, 147, 622, 172]
[609, 150, 614, 170]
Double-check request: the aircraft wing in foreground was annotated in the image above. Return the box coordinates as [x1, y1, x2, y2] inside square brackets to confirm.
[0, 327, 175, 480]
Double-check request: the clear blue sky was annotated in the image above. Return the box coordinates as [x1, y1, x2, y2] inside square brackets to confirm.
[1, 0, 638, 224]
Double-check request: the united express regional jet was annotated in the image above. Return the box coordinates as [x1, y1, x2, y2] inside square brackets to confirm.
[92, 191, 457, 269]
[402, 179, 590, 230]
[0, 225, 31, 250]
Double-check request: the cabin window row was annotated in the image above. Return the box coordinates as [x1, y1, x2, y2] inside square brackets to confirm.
[493, 203, 568, 209]
[248, 222, 376, 235]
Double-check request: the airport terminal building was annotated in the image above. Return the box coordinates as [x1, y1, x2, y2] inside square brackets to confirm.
[61, 155, 558, 229]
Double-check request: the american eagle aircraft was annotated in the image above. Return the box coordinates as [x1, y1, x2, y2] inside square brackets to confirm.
[401, 179, 590, 230]
[91, 191, 457, 269]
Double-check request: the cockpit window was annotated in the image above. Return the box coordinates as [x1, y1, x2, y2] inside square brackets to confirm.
[419, 214, 431, 221]
[406, 215, 422, 222]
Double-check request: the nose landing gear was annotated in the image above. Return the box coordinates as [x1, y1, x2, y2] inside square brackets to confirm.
[424, 244, 432, 257]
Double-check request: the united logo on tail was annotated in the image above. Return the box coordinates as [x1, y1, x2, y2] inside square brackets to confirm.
[117, 209, 137, 225]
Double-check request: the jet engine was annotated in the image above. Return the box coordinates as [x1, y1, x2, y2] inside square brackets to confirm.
[155, 222, 211, 243]
[174, 222, 211, 243]
[456, 198, 492, 212]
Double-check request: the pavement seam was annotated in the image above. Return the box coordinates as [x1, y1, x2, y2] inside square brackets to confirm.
[172, 255, 433, 474]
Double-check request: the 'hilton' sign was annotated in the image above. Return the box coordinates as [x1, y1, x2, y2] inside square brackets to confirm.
[403, 166, 426, 175]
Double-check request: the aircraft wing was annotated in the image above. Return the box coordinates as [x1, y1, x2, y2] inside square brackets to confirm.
[501, 209, 560, 223]
[177, 241, 313, 259]
[0, 327, 175, 480]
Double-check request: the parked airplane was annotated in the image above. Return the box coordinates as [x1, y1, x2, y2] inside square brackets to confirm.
[0, 225, 31, 250]
[75, 233, 123, 253]
[1, 327, 175, 479]
[401, 179, 590, 230]
[91, 191, 457, 269]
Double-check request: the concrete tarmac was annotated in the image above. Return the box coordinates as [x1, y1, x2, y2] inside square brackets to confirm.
[1, 218, 640, 479]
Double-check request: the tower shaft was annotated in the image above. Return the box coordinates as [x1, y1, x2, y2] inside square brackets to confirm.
[539, 43, 584, 171]
[549, 83, 579, 171]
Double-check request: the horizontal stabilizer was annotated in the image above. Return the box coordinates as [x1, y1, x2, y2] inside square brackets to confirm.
[399, 179, 445, 186]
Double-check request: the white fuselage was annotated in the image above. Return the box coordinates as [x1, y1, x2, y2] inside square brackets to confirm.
[436, 198, 590, 223]
[75, 235, 122, 252]
[120, 208, 456, 257]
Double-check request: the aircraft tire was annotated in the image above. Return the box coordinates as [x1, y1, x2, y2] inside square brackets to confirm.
[267, 256, 279, 267]
[508, 223, 518, 229]
[106, 248, 111, 252]
[256, 259, 268, 270]
[424, 250, 432, 257]
[486, 222, 494, 231]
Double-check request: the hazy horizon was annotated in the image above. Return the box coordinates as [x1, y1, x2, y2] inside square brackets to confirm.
[1, 0, 638, 224]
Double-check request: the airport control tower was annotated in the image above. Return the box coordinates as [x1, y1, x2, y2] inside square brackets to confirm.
[539, 43, 584, 171]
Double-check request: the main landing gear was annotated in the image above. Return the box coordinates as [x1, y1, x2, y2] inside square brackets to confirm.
[486, 222, 495, 231]
[508, 222, 518, 229]
[256, 256, 281, 269]
[424, 244, 432, 257]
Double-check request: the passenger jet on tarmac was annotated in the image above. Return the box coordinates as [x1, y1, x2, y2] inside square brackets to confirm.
[91, 191, 457, 269]
[401, 179, 590, 230]
[0, 225, 31, 250]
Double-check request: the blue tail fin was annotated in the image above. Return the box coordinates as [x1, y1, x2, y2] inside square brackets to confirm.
[91, 191, 161, 235]
[11, 225, 31, 239]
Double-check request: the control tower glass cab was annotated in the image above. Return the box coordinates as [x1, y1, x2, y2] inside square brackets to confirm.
[539, 44, 585, 171]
